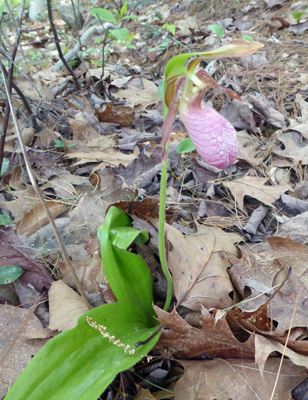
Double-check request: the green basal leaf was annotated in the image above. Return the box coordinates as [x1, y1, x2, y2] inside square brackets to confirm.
[109, 226, 148, 249]
[209, 24, 224, 38]
[0, 214, 13, 226]
[177, 137, 196, 154]
[6, 206, 160, 400]
[108, 28, 130, 41]
[90, 8, 117, 22]
[0, 158, 9, 176]
[0, 266, 24, 284]
[98, 207, 155, 322]
[5, 303, 160, 400]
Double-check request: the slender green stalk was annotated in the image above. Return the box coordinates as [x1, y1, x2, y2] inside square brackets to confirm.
[159, 150, 173, 311]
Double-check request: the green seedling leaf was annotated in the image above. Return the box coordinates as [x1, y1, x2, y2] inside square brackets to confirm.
[0, 214, 13, 225]
[0, 266, 24, 284]
[90, 8, 117, 23]
[108, 28, 130, 41]
[121, 15, 139, 21]
[53, 139, 65, 148]
[113, 9, 121, 19]
[6, 206, 160, 400]
[163, 23, 176, 36]
[177, 137, 196, 154]
[121, 1, 127, 16]
[293, 9, 308, 20]
[209, 24, 224, 38]
[242, 35, 254, 42]
[0, 157, 9, 176]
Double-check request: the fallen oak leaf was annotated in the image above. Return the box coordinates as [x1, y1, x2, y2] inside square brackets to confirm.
[266, 237, 308, 289]
[154, 306, 255, 359]
[228, 248, 308, 334]
[224, 176, 290, 211]
[0, 226, 53, 292]
[0, 304, 52, 398]
[273, 132, 308, 165]
[255, 335, 308, 376]
[174, 359, 306, 400]
[156, 223, 242, 311]
[95, 103, 135, 127]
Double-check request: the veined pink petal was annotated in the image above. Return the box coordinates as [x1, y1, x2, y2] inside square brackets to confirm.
[180, 102, 237, 169]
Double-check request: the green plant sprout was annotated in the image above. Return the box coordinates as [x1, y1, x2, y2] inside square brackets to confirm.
[53, 139, 77, 150]
[293, 8, 308, 21]
[0, 265, 24, 284]
[90, 2, 138, 49]
[0, 157, 9, 176]
[5, 39, 263, 400]
[209, 24, 225, 38]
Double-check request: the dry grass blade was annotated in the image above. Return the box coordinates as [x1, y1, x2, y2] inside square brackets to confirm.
[269, 296, 299, 400]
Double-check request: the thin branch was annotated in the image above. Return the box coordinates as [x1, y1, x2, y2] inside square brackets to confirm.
[70, 0, 82, 48]
[46, 0, 80, 89]
[0, 60, 39, 129]
[0, 63, 91, 309]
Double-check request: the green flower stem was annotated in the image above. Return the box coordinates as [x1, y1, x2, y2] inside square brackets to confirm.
[159, 150, 173, 311]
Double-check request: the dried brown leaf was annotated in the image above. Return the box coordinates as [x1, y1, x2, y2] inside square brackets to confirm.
[0, 305, 51, 398]
[174, 358, 306, 400]
[16, 200, 68, 236]
[273, 132, 308, 165]
[48, 280, 89, 331]
[0, 227, 53, 292]
[154, 306, 255, 359]
[229, 248, 308, 334]
[224, 176, 289, 211]
[255, 335, 308, 375]
[162, 223, 241, 310]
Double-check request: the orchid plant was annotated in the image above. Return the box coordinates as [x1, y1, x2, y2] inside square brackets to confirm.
[159, 39, 264, 311]
[5, 40, 263, 400]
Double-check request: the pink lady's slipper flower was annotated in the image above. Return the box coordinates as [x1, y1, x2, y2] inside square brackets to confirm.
[162, 41, 264, 168]
[162, 70, 240, 170]
[179, 89, 238, 170]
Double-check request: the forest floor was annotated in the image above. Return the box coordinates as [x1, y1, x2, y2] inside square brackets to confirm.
[1, 0, 308, 399]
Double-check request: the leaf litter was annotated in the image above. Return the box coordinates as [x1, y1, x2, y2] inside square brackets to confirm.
[1, 0, 308, 398]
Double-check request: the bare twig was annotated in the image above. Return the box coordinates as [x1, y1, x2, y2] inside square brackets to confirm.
[0, 60, 39, 129]
[46, 0, 80, 89]
[70, 0, 82, 48]
[0, 27, 22, 174]
[0, 63, 91, 309]
[52, 25, 107, 71]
